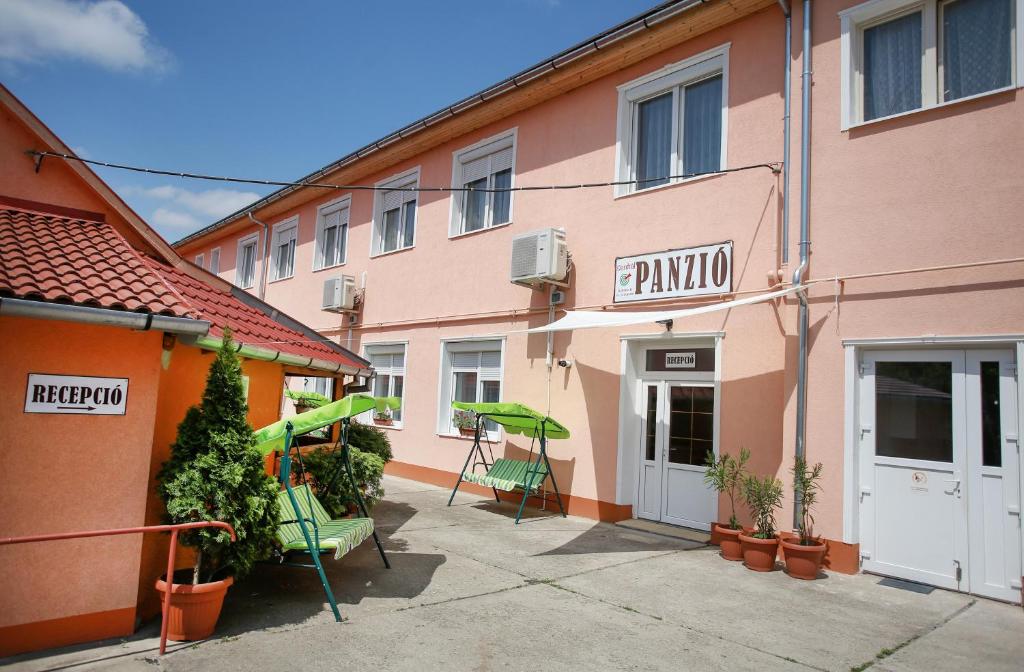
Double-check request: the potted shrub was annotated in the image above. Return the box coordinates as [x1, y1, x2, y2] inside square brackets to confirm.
[453, 409, 477, 438]
[703, 447, 750, 561]
[155, 330, 280, 641]
[738, 473, 784, 571]
[780, 456, 827, 580]
[297, 419, 392, 517]
[372, 409, 393, 427]
[285, 389, 329, 415]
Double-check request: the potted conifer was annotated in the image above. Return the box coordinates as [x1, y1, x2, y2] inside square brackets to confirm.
[738, 473, 784, 571]
[780, 456, 827, 580]
[703, 447, 750, 561]
[155, 330, 280, 641]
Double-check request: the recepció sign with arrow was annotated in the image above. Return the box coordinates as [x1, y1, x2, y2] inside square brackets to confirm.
[24, 373, 129, 416]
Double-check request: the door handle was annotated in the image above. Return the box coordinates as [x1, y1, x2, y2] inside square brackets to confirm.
[943, 478, 961, 496]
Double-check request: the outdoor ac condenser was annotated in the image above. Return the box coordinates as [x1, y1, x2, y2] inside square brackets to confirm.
[509, 228, 568, 287]
[322, 275, 356, 312]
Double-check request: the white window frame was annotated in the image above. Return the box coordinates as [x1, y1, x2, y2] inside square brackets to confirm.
[449, 129, 517, 238]
[313, 195, 351, 271]
[210, 247, 221, 275]
[363, 342, 408, 429]
[371, 167, 419, 257]
[614, 43, 730, 198]
[840, 0, 1023, 130]
[194, 253, 205, 269]
[436, 336, 506, 441]
[236, 233, 260, 290]
[269, 216, 299, 282]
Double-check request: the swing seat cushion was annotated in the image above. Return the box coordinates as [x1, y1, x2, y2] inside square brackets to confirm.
[276, 485, 375, 560]
[462, 458, 548, 493]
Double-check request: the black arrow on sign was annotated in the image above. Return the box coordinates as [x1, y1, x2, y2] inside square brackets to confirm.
[58, 405, 97, 411]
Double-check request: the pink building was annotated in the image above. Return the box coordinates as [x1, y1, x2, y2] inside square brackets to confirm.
[175, 0, 1024, 600]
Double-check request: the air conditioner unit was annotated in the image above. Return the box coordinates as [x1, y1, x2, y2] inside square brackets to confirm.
[322, 275, 356, 312]
[510, 228, 568, 287]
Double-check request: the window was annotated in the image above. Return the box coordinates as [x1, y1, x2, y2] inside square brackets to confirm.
[615, 45, 728, 196]
[438, 339, 503, 438]
[365, 343, 406, 426]
[450, 131, 515, 236]
[236, 234, 259, 289]
[841, 0, 1018, 128]
[195, 253, 205, 269]
[210, 247, 221, 275]
[270, 217, 298, 281]
[314, 197, 350, 270]
[372, 169, 418, 255]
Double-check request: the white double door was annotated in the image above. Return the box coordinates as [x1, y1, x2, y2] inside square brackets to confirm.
[636, 381, 718, 530]
[859, 349, 1021, 602]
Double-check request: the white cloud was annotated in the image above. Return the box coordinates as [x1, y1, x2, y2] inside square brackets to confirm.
[151, 208, 200, 230]
[0, 0, 170, 72]
[130, 185, 262, 219]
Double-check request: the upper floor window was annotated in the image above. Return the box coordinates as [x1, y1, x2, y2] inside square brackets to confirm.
[365, 343, 406, 426]
[841, 0, 1018, 128]
[210, 247, 221, 275]
[236, 233, 259, 289]
[194, 253, 205, 269]
[270, 217, 298, 281]
[450, 131, 515, 236]
[372, 168, 418, 256]
[314, 196, 350, 271]
[615, 44, 729, 197]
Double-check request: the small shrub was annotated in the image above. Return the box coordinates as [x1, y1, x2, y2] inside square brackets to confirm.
[703, 446, 750, 529]
[743, 473, 784, 539]
[347, 420, 393, 464]
[792, 455, 824, 545]
[299, 445, 385, 518]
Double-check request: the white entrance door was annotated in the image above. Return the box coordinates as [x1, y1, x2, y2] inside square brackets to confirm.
[859, 349, 1021, 600]
[636, 381, 717, 530]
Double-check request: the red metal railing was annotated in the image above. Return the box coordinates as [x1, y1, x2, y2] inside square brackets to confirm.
[0, 521, 236, 655]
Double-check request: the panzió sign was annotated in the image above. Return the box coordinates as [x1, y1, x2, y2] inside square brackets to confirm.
[614, 241, 732, 303]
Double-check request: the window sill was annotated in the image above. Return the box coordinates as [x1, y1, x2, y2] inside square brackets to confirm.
[613, 170, 724, 200]
[372, 423, 403, 431]
[268, 274, 294, 284]
[312, 262, 347, 273]
[437, 432, 500, 442]
[843, 84, 1019, 131]
[370, 245, 415, 260]
[448, 221, 512, 241]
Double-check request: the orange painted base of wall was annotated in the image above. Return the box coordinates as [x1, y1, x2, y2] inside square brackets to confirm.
[708, 528, 859, 575]
[0, 607, 136, 658]
[384, 460, 632, 522]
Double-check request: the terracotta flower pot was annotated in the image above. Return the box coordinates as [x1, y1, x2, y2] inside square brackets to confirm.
[780, 535, 827, 580]
[738, 532, 780, 572]
[373, 417, 393, 426]
[154, 575, 233, 641]
[713, 523, 745, 561]
[458, 427, 475, 438]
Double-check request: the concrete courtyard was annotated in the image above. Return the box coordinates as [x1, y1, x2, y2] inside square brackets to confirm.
[4, 474, 1022, 671]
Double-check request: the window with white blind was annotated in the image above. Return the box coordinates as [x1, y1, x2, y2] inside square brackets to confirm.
[270, 217, 298, 281]
[450, 131, 515, 236]
[236, 233, 259, 289]
[437, 339, 504, 438]
[210, 247, 221, 275]
[372, 168, 418, 256]
[314, 196, 350, 271]
[615, 44, 729, 197]
[365, 343, 406, 426]
[840, 0, 1020, 128]
[195, 253, 205, 269]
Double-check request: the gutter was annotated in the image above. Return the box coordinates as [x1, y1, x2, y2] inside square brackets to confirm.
[173, 0, 707, 247]
[193, 335, 371, 378]
[0, 297, 210, 337]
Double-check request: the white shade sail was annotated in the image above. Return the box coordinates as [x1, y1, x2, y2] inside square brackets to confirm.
[525, 286, 800, 333]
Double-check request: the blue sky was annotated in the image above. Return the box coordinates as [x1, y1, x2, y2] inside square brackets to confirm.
[1, 0, 653, 240]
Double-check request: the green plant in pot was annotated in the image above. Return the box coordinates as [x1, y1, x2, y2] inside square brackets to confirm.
[155, 330, 280, 641]
[285, 389, 329, 414]
[780, 456, 827, 580]
[703, 447, 750, 561]
[738, 473, 784, 571]
[296, 419, 391, 517]
[453, 409, 477, 437]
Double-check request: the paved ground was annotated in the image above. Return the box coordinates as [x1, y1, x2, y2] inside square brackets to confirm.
[5, 475, 1023, 671]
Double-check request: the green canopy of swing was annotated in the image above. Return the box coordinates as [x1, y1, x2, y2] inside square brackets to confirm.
[451, 401, 570, 439]
[254, 394, 400, 455]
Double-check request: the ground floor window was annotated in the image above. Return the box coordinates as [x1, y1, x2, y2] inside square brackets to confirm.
[438, 339, 503, 438]
[365, 343, 406, 426]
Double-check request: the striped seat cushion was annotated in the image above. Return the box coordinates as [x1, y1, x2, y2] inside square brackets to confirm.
[462, 458, 548, 492]
[276, 485, 375, 560]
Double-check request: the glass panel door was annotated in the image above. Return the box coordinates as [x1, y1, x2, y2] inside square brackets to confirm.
[636, 382, 663, 521]
[660, 384, 717, 530]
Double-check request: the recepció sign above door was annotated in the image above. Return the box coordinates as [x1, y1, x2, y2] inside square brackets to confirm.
[24, 373, 128, 415]
[614, 241, 732, 303]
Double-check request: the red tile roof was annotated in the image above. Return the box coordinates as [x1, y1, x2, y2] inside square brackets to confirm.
[0, 204, 195, 317]
[144, 258, 367, 370]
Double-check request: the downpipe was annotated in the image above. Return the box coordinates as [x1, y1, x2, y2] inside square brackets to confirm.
[778, 0, 792, 266]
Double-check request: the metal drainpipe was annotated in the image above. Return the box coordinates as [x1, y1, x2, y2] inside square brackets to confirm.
[792, 0, 813, 530]
[248, 212, 270, 300]
[778, 0, 792, 266]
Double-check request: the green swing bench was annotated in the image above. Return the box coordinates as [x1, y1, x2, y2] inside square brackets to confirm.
[253, 394, 399, 622]
[447, 401, 569, 524]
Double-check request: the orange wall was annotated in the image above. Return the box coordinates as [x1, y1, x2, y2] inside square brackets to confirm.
[135, 345, 285, 620]
[0, 316, 163, 653]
